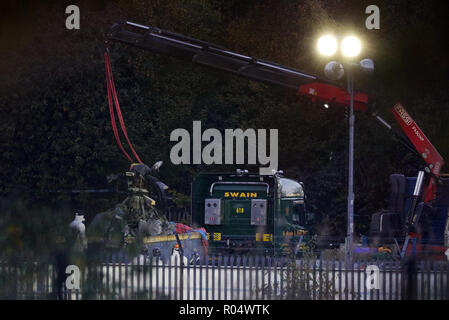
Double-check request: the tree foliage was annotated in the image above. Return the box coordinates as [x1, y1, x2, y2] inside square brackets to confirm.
[0, 0, 448, 238]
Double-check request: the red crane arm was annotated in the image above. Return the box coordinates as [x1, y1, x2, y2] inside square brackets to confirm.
[297, 82, 368, 111]
[391, 103, 444, 177]
[391, 103, 444, 202]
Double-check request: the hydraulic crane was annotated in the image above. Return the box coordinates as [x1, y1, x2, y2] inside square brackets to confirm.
[105, 20, 448, 258]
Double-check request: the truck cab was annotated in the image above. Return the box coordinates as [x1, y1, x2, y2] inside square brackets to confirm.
[191, 170, 313, 255]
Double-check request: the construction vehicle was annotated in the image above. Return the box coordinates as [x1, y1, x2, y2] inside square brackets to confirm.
[191, 170, 312, 256]
[369, 172, 449, 260]
[368, 104, 448, 260]
[105, 20, 449, 259]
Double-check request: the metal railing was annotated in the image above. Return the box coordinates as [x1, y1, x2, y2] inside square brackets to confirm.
[1, 256, 448, 300]
[166, 207, 192, 225]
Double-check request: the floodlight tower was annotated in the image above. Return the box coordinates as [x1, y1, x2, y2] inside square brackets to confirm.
[317, 34, 374, 266]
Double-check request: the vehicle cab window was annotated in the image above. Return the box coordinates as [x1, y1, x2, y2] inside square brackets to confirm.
[279, 178, 306, 226]
[279, 178, 304, 198]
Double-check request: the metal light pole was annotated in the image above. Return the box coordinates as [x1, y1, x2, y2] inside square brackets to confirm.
[346, 66, 355, 267]
[317, 34, 373, 268]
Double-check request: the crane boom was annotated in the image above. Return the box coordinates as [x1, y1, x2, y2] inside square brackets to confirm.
[106, 20, 369, 110]
[106, 20, 318, 90]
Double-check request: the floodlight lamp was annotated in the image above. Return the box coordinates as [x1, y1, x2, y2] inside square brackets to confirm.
[359, 58, 374, 73]
[341, 36, 361, 57]
[317, 35, 338, 56]
[324, 61, 345, 80]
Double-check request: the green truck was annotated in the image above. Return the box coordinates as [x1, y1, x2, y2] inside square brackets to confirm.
[191, 170, 314, 256]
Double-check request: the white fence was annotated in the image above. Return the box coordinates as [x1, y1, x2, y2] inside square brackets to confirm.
[1, 256, 448, 300]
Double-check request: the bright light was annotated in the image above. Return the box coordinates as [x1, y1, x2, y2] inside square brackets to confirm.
[341, 36, 361, 57]
[317, 35, 338, 56]
[323, 103, 329, 109]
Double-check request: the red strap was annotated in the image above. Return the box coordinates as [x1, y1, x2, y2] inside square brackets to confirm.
[105, 52, 143, 163]
[105, 53, 133, 162]
[106, 54, 142, 163]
